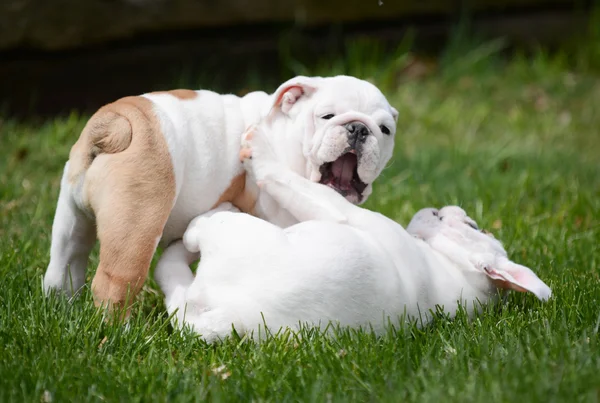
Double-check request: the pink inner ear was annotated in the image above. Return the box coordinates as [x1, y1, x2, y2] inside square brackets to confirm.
[486, 267, 529, 293]
[275, 86, 304, 114]
[491, 277, 529, 293]
[484, 263, 552, 301]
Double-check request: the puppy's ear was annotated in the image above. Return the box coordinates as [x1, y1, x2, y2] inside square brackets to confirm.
[485, 259, 552, 301]
[270, 76, 319, 115]
[391, 107, 399, 121]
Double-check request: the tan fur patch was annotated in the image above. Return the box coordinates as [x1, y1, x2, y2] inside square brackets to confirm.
[213, 172, 257, 215]
[68, 106, 133, 187]
[151, 89, 198, 100]
[69, 96, 176, 311]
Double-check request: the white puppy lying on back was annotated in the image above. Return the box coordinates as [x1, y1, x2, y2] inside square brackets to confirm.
[155, 124, 552, 342]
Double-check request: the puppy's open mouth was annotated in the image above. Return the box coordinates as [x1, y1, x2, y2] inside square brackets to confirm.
[319, 153, 367, 203]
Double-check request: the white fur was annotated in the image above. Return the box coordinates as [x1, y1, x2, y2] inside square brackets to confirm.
[407, 207, 552, 300]
[155, 123, 551, 342]
[44, 75, 398, 297]
[141, 90, 269, 243]
[43, 162, 96, 294]
[147, 75, 397, 241]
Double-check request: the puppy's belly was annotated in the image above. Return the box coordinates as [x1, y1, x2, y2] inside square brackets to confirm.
[160, 168, 244, 245]
[159, 132, 246, 245]
[146, 91, 250, 246]
[199, 221, 403, 331]
[160, 196, 212, 246]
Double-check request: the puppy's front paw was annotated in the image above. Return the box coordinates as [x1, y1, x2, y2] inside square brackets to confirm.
[239, 123, 281, 183]
[239, 148, 252, 162]
[239, 125, 257, 162]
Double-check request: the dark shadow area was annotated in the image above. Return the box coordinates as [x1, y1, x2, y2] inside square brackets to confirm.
[0, 3, 589, 119]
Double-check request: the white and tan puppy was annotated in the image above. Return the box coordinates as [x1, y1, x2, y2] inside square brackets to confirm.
[154, 123, 552, 342]
[43, 76, 399, 312]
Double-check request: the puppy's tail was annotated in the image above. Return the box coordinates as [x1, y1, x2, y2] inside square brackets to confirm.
[66, 97, 140, 182]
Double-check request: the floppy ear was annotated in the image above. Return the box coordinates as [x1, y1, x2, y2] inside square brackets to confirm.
[484, 258, 552, 301]
[391, 106, 399, 121]
[270, 76, 319, 115]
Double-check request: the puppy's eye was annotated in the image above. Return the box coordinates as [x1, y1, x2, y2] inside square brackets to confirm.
[321, 114, 335, 120]
[380, 125, 391, 135]
[465, 221, 479, 230]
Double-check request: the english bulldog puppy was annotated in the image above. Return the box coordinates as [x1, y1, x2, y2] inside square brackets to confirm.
[43, 76, 399, 313]
[154, 123, 551, 342]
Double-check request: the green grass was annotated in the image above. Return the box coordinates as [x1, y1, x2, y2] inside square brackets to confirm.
[1, 35, 600, 402]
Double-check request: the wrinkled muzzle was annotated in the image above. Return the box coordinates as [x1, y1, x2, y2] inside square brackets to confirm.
[309, 117, 382, 204]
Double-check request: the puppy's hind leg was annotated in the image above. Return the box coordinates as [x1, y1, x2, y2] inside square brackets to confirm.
[155, 240, 199, 325]
[188, 308, 245, 343]
[80, 95, 177, 316]
[158, 239, 242, 340]
[44, 162, 96, 296]
[90, 174, 174, 315]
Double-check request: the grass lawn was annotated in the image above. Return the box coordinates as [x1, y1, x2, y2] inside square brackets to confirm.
[1, 34, 599, 402]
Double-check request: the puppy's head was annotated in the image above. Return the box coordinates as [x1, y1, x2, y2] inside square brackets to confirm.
[438, 206, 480, 230]
[267, 75, 398, 204]
[406, 208, 440, 239]
[433, 205, 552, 301]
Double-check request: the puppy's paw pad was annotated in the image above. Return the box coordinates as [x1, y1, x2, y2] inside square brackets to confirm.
[239, 148, 253, 162]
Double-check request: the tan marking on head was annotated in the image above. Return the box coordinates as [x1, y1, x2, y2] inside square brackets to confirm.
[68, 95, 176, 311]
[213, 172, 258, 215]
[150, 89, 198, 100]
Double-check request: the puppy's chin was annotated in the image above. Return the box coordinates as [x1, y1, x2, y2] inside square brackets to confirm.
[358, 184, 372, 204]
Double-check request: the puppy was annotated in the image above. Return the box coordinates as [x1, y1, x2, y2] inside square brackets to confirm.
[42, 76, 398, 312]
[154, 122, 551, 342]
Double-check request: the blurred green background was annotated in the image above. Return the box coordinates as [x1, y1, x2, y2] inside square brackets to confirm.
[1, 2, 600, 402]
[0, 0, 592, 118]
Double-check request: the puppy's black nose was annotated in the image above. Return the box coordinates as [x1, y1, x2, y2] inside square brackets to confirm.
[345, 121, 370, 149]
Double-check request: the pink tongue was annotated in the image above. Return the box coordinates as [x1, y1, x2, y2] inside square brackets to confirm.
[331, 154, 357, 189]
